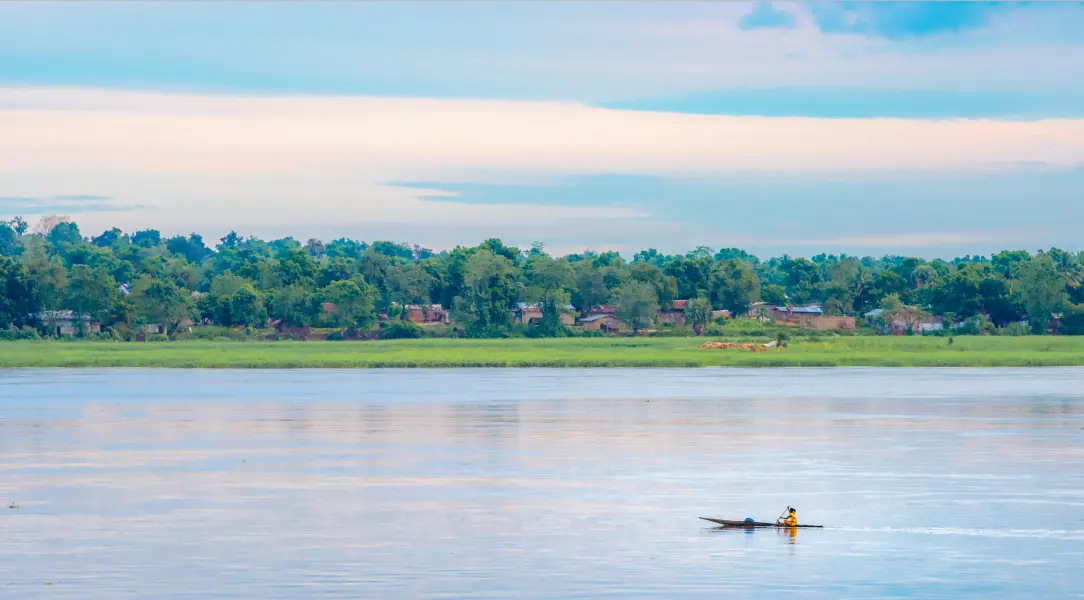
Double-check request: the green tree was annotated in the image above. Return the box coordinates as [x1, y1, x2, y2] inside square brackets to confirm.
[572, 260, 608, 313]
[711, 259, 761, 316]
[358, 248, 393, 308]
[1059, 304, 1084, 335]
[47, 221, 83, 247]
[528, 255, 575, 294]
[760, 283, 786, 306]
[226, 284, 267, 328]
[389, 263, 435, 307]
[629, 261, 678, 308]
[877, 293, 929, 334]
[318, 256, 357, 287]
[684, 297, 713, 336]
[663, 255, 713, 300]
[269, 285, 319, 328]
[304, 238, 325, 257]
[64, 264, 119, 331]
[0, 222, 18, 256]
[1020, 254, 1067, 334]
[454, 250, 520, 336]
[714, 247, 759, 263]
[537, 289, 572, 338]
[166, 234, 212, 264]
[273, 247, 318, 287]
[779, 257, 820, 303]
[20, 239, 67, 311]
[323, 278, 375, 332]
[163, 257, 203, 291]
[204, 273, 266, 327]
[92, 228, 128, 248]
[9, 217, 29, 236]
[929, 269, 983, 318]
[978, 276, 1024, 327]
[613, 280, 659, 333]
[131, 229, 162, 248]
[0, 256, 39, 328]
[133, 278, 194, 335]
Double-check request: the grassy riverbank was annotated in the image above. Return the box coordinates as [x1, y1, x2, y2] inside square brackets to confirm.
[1, 336, 1083, 368]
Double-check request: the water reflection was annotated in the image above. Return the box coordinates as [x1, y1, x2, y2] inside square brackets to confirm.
[1, 368, 1082, 599]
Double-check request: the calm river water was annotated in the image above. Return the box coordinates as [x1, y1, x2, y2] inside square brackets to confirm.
[2, 368, 1083, 599]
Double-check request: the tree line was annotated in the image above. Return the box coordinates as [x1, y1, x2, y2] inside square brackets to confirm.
[2, 216, 1083, 338]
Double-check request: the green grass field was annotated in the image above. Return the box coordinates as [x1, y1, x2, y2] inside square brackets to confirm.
[1, 336, 1083, 368]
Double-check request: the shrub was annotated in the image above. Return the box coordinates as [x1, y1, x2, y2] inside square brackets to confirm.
[1002, 322, 1030, 337]
[0, 326, 40, 340]
[191, 326, 252, 341]
[1061, 304, 1084, 335]
[525, 324, 569, 338]
[956, 314, 994, 336]
[191, 326, 229, 340]
[703, 323, 727, 337]
[379, 321, 424, 340]
[144, 334, 170, 343]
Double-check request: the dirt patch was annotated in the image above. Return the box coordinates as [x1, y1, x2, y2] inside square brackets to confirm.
[699, 341, 777, 352]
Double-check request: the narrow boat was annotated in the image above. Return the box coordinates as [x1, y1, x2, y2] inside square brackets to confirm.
[700, 517, 823, 528]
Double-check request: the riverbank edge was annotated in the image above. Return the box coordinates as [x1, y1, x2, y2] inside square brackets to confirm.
[3, 338, 1084, 368]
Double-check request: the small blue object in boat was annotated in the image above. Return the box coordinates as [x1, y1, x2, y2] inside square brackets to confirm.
[744, 517, 755, 524]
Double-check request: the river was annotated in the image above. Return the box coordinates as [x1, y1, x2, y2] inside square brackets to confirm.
[2, 368, 1082, 598]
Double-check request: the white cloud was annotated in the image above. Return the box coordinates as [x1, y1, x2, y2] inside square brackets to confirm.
[2, 87, 1083, 248]
[5, 87, 1083, 175]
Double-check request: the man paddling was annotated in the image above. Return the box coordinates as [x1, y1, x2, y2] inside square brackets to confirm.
[777, 507, 798, 527]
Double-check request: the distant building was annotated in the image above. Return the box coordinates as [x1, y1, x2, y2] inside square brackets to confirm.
[579, 314, 627, 333]
[583, 305, 619, 319]
[656, 299, 688, 325]
[32, 310, 100, 336]
[864, 308, 942, 334]
[513, 302, 575, 326]
[745, 303, 855, 330]
[745, 302, 771, 318]
[401, 304, 449, 324]
[657, 299, 730, 325]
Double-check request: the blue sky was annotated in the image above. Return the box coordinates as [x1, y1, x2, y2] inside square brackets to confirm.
[2, 1, 1083, 257]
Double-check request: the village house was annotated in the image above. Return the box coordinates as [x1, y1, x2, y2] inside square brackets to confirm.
[379, 302, 449, 324]
[746, 302, 771, 318]
[579, 313, 627, 333]
[32, 310, 101, 336]
[656, 299, 688, 325]
[656, 299, 731, 325]
[749, 302, 856, 330]
[864, 308, 943, 335]
[383, 303, 446, 322]
[582, 304, 619, 319]
[402, 304, 449, 324]
[513, 302, 576, 326]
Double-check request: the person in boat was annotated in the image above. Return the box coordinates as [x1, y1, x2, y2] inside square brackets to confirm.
[777, 507, 798, 527]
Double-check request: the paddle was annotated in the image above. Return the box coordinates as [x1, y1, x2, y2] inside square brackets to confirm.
[776, 505, 791, 524]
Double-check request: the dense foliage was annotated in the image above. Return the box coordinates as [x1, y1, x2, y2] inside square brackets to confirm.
[2, 216, 1083, 337]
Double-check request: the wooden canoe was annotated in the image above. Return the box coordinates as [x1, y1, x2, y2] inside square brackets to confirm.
[700, 517, 823, 528]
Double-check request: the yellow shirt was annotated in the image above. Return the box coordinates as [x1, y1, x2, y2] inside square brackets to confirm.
[783, 513, 798, 526]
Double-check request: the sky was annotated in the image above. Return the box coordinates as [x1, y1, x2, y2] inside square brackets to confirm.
[2, 1, 1083, 258]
